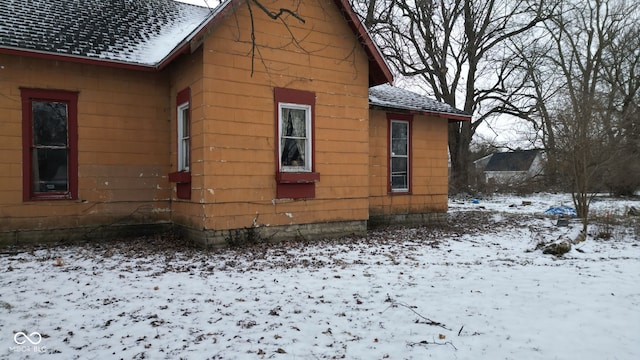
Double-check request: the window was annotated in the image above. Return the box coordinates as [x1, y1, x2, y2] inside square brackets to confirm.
[21, 88, 78, 201]
[389, 116, 411, 193]
[176, 88, 190, 172]
[274, 88, 319, 199]
[279, 103, 311, 172]
[168, 88, 192, 200]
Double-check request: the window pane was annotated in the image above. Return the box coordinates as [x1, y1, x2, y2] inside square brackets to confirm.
[32, 101, 68, 146]
[280, 106, 309, 169]
[181, 139, 189, 167]
[391, 122, 407, 155]
[181, 108, 189, 137]
[282, 108, 306, 137]
[177, 103, 190, 171]
[392, 122, 407, 138]
[281, 138, 305, 166]
[32, 148, 68, 193]
[390, 120, 409, 190]
[391, 156, 408, 189]
[391, 174, 407, 189]
[392, 138, 407, 156]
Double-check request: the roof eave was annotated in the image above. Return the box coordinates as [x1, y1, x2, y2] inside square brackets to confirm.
[156, 3, 230, 70]
[3, 0, 392, 83]
[369, 104, 471, 122]
[0, 46, 157, 72]
[186, 0, 244, 54]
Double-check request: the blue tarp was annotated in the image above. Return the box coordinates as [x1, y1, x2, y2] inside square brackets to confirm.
[544, 206, 577, 216]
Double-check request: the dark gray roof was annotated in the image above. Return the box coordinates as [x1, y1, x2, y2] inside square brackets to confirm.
[485, 150, 541, 172]
[0, 0, 218, 66]
[369, 84, 470, 119]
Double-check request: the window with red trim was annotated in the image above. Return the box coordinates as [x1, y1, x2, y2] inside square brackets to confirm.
[279, 103, 311, 172]
[274, 88, 319, 199]
[388, 114, 412, 193]
[168, 87, 192, 200]
[21, 88, 78, 201]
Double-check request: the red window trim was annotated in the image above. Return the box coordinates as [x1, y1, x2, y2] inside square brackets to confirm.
[387, 113, 412, 194]
[277, 172, 320, 184]
[274, 88, 318, 199]
[176, 87, 190, 107]
[169, 87, 192, 200]
[20, 88, 79, 201]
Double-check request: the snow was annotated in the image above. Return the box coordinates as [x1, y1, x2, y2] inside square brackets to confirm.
[100, 5, 213, 65]
[1, 193, 639, 359]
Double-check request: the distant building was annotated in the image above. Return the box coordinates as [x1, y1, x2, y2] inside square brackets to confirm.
[475, 150, 544, 186]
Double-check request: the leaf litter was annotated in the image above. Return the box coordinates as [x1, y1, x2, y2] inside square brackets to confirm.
[1, 193, 639, 359]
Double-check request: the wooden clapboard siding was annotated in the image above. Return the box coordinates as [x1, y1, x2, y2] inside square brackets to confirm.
[187, 0, 370, 230]
[166, 47, 206, 230]
[368, 109, 450, 215]
[412, 114, 450, 202]
[0, 54, 171, 241]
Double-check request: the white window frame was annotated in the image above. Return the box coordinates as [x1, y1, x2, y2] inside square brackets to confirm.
[278, 102, 312, 172]
[177, 102, 190, 172]
[390, 119, 409, 192]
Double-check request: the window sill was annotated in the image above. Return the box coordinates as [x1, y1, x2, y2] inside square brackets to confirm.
[168, 171, 191, 183]
[28, 193, 74, 201]
[277, 172, 320, 184]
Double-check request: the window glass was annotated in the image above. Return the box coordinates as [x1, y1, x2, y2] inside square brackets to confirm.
[31, 101, 69, 194]
[177, 103, 190, 172]
[390, 120, 409, 191]
[280, 105, 310, 171]
[21, 88, 78, 200]
[391, 121, 408, 155]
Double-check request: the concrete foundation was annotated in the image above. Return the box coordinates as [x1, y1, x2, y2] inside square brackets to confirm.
[368, 212, 447, 229]
[176, 220, 368, 248]
[0, 222, 172, 247]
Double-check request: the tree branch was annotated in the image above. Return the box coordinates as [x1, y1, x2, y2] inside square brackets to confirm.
[250, 0, 305, 23]
[245, 0, 306, 76]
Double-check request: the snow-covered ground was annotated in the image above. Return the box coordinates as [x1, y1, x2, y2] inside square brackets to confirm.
[1, 193, 639, 359]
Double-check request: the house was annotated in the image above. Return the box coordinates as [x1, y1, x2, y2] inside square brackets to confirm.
[0, 0, 470, 246]
[368, 84, 469, 226]
[474, 150, 544, 186]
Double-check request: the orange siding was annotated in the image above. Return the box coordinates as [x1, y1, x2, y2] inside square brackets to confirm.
[0, 54, 171, 238]
[194, 0, 370, 230]
[1, 0, 451, 243]
[167, 47, 208, 230]
[369, 109, 450, 215]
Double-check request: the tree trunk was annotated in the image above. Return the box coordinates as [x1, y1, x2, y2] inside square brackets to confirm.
[448, 121, 473, 192]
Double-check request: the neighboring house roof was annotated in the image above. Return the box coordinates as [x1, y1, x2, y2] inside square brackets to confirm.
[0, 0, 393, 84]
[484, 150, 541, 172]
[369, 84, 471, 121]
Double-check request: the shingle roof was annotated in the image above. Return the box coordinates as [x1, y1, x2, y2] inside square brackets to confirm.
[0, 0, 394, 83]
[0, 0, 216, 67]
[485, 150, 541, 172]
[369, 84, 470, 120]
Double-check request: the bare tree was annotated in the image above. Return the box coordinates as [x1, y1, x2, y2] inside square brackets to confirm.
[599, 14, 640, 196]
[511, 0, 639, 233]
[352, 0, 553, 192]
